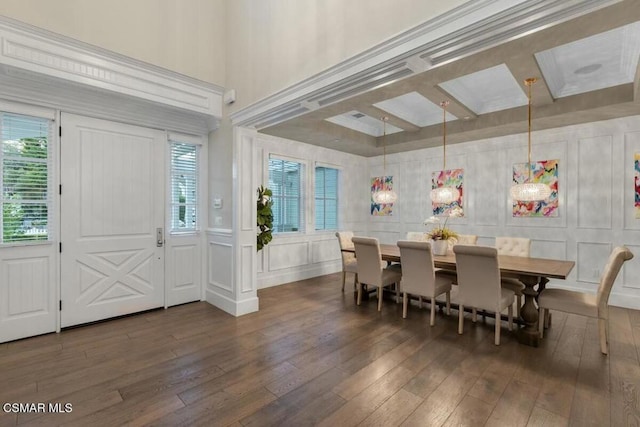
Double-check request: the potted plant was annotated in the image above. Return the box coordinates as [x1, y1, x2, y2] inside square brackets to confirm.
[257, 186, 273, 251]
[424, 206, 463, 255]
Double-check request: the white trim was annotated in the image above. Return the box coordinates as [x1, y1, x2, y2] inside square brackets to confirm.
[168, 132, 204, 146]
[229, 0, 621, 130]
[205, 289, 259, 316]
[0, 99, 55, 120]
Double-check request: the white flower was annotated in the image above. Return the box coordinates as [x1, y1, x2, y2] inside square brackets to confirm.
[423, 216, 440, 225]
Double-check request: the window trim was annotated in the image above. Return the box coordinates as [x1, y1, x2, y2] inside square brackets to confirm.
[268, 154, 306, 234]
[168, 134, 201, 234]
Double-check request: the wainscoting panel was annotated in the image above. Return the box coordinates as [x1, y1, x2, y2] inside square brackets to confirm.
[577, 135, 613, 229]
[577, 242, 613, 284]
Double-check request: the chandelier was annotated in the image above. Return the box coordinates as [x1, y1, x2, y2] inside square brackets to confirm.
[510, 78, 552, 202]
[430, 101, 460, 205]
[372, 117, 398, 204]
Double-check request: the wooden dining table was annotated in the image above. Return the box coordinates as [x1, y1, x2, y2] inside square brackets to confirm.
[343, 244, 575, 347]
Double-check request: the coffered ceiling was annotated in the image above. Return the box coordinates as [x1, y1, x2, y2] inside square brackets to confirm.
[258, 0, 640, 157]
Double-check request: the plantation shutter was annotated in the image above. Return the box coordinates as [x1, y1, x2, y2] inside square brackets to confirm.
[315, 166, 338, 230]
[0, 112, 53, 243]
[169, 141, 198, 232]
[268, 157, 304, 233]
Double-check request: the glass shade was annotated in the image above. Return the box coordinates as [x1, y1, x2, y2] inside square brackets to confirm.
[430, 186, 460, 204]
[372, 189, 398, 204]
[510, 182, 552, 202]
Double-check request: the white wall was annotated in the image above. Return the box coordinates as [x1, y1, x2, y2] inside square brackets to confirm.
[367, 115, 640, 308]
[255, 132, 369, 288]
[225, 0, 466, 112]
[0, 0, 226, 85]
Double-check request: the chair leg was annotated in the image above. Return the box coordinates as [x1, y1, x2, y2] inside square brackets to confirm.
[378, 286, 383, 311]
[538, 308, 545, 338]
[430, 297, 436, 326]
[357, 282, 363, 306]
[341, 271, 346, 292]
[599, 318, 608, 355]
[495, 315, 501, 345]
[402, 293, 408, 319]
[508, 305, 513, 331]
[354, 274, 358, 291]
[446, 291, 451, 315]
[458, 305, 464, 334]
[472, 308, 477, 323]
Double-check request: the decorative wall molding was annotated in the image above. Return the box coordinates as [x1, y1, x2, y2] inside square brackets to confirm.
[0, 16, 223, 134]
[230, 0, 621, 129]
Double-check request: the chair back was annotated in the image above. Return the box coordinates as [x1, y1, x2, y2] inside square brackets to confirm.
[449, 234, 478, 252]
[352, 236, 384, 286]
[597, 246, 634, 318]
[335, 231, 356, 268]
[406, 231, 429, 242]
[454, 245, 501, 310]
[397, 240, 436, 296]
[495, 237, 531, 257]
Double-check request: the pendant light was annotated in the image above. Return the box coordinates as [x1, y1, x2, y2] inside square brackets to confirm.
[510, 78, 552, 202]
[372, 117, 398, 204]
[430, 101, 460, 205]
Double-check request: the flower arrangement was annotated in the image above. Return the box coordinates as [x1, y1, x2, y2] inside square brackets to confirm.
[257, 186, 273, 251]
[423, 206, 463, 241]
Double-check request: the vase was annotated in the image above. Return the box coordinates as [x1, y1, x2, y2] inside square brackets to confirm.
[431, 239, 449, 256]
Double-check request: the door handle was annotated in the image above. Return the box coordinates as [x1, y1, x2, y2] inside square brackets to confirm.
[156, 228, 164, 247]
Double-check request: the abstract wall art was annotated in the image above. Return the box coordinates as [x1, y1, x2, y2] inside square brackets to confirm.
[371, 176, 394, 216]
[512, 159, 558, 217]
[431, 168, 464, 216]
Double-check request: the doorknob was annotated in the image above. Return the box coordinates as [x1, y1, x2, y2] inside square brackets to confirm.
[156, 228, 164, 247]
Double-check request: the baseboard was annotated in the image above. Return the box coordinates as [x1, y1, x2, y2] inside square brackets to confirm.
[258, 263, 341, 289]
[205, 289, 259, 316]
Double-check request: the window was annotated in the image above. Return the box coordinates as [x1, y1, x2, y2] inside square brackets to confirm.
[1, 112, 53, 244]
[268, 157, 304, 233]
[315, 166, 338, 230]
[170, 141, 198, 232]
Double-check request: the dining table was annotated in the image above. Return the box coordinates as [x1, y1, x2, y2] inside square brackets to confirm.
[342, 243, 575, 347]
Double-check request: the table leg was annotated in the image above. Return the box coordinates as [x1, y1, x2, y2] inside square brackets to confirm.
[516, 275, 542, 347]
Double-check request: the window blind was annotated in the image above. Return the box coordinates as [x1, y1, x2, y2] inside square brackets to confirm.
[315, 166, 338, 230]
[268, 157, 304, 233]
[170, 142, 198, 232]
[1, 112, 53, 244]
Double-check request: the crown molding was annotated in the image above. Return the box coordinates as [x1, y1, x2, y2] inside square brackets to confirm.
[230, 0, 622, 130]
[0, 16, 223, 133]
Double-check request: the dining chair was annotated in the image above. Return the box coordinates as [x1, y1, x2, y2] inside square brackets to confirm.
[447, 234, 478, 253]
[352, 236, 402, 311]
[496, 236, 531, 317]
[406, 231, 429, 242]
[538, 246, 634, 354]
[454, 245, 515, 345]
[335, 231, 358, 292]
[397, 240, 452, 325]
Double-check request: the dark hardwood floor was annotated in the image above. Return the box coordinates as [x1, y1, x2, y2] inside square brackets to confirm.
[1, 272, 639, 426]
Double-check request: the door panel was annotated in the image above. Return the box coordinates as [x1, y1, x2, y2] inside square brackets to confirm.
[60, 114, 165, 327]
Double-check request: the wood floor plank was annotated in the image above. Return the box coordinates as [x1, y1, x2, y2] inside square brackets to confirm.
[0, 272, 638, 426]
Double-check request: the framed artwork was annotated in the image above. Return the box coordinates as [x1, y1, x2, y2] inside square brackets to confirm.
[635, 152, 639, 219]
[371, 176, 393, 216]
[431, 168, 463, 216]
[512, 159, 558, 217]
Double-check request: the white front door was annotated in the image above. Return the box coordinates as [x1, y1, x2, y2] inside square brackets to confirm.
[60, 114, 165, 327]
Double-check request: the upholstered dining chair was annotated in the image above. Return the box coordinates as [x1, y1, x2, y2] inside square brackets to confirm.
[454, 245, 515, 345]
[538, 246, 634, 354]
[447, 234, 478, 253]
[397, 240, 452, 325]
[335, 231, 358, 292]
[406, 231, 429, 242]
[496, 236, 531, 317]
[352, 236, 402, 311]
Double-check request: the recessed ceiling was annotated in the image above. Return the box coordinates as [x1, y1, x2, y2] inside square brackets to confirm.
[373, 92, 457, 127]
[438, 64, 528, 115]
[259, 1, 640, 157]
[325, 111, 403, 137]
[535, 21, 640, 99]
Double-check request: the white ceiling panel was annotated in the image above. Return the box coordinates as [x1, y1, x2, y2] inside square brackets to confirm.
[373, 92, 457, 127]
[535, 21, 640, 99]
[438, 64, 528, 115]
[325, 111, 404, 137]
